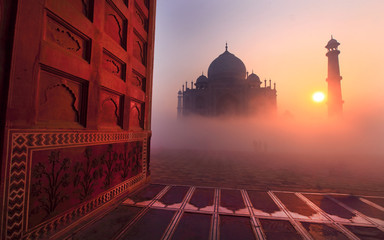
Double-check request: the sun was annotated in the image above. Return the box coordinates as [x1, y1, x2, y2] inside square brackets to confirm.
[312, 91, 325, 103]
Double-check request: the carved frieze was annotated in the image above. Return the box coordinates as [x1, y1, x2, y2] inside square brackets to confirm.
[102, 49, 126, 81]
[45, 14, 91, 61]
[105, 0, 127, 49]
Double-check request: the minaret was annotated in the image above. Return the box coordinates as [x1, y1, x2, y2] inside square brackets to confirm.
[325, 36, 343, 117]
[177, 90, 183, 118]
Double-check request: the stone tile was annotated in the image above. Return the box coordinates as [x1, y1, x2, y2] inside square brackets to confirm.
[219, 215, 255, 240]
[120, 209, 176, 240]
[301, 222, 349, 240]
[171, 212, 212, 240]
[72, 206, 142, 240]
[259, 219, 302, 240]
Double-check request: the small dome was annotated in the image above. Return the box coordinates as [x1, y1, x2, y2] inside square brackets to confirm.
[208, 46, 246, 81]
[325, 37, 340, 49]
[196, 74, 208, 84]
[247, 73, 261, 82]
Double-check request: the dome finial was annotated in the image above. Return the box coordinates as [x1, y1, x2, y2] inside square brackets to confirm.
[331, 34, 333, 39]
[225, 42, 228, 52]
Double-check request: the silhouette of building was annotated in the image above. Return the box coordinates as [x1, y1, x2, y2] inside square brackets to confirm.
[177, 44, 277, 117]
[325, 36, 343, 117]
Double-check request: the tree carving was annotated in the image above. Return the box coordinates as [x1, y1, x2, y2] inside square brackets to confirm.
[102, 144, 118, 188]
[31, 151, 70, 217]
[117, 142, 142, 180]
[73, 148, 104, 201]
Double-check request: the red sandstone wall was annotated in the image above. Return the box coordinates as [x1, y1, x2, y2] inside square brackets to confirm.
[0, 0, 156, 239]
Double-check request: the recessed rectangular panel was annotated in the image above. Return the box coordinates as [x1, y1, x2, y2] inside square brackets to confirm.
[259, 219, 302, 240]
[67, 0, 94, 20]
[105, 0, 127, 49]
[172, 213, 211, 240]
[219, 215, 255, 240]
[301, 222, 349, 240]
[103, 49, 126, 81]
[99, 88, 124, 128]
[133, 32, 147, 65]
[132, 70, 146, 92]
[45, 13, 91, 61]
[72, 206, 142, 240]
[38, 67, 87, 127]
[134, 4, 148, 31]
[129, 99, 145, 130]
[121, 209, 175, 240]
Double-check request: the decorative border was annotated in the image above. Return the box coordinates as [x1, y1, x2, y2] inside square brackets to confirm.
[4, 129, 149, 239]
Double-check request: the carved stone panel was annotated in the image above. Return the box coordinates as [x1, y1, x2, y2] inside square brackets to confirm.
[104, 0, 127, 49]
[133, 33, 147, 66]
[135, 4, 148, 32]
[45, 13, 91, 61]
[67, 0, 94, 20]
[129, 99, 144, 130]
[99, 88, 124, 128]
[38, 66, 87, 127]
[132, 70, 146, 92]
[28, 141, 143, 229]
[102, 49, 126, 81]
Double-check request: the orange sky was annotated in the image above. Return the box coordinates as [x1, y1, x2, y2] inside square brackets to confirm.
[153, 0, 384, 119]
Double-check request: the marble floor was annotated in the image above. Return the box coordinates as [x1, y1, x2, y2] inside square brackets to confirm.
[64, 183, 384, 240]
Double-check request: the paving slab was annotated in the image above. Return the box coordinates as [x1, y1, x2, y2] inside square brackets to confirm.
[62, 184, 384, 240]
[123, 184, 166, 206]
[71, 206, 142, 240]
[153, 186, 190, 208]
[300, 222, 349, 240]
[274, 192, 325, 220]
[247, 190, 286, 218]
[259, 219, 302, 240]
[304, 193, 369, 224]
[344, 225, 384, 240]
[219, 215, 255, 240]
[171, 212, 212, 240]
[119, 208, 176, 240]
[219, 189, 248, 215]
[185, 187, 215, 212]
[330, 195, 384, 225]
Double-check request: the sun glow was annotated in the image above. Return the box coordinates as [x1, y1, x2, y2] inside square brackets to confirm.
[312, 91, 325, 103]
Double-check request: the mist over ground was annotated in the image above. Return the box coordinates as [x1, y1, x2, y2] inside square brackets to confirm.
[150, 106, 384, 195]
[152, 104, 384, 155]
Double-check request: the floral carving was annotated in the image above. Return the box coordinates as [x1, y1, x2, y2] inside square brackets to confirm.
[73, 148, 104, 201]
[102, 144, 118, 188]
[31, 151, 70, 217]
